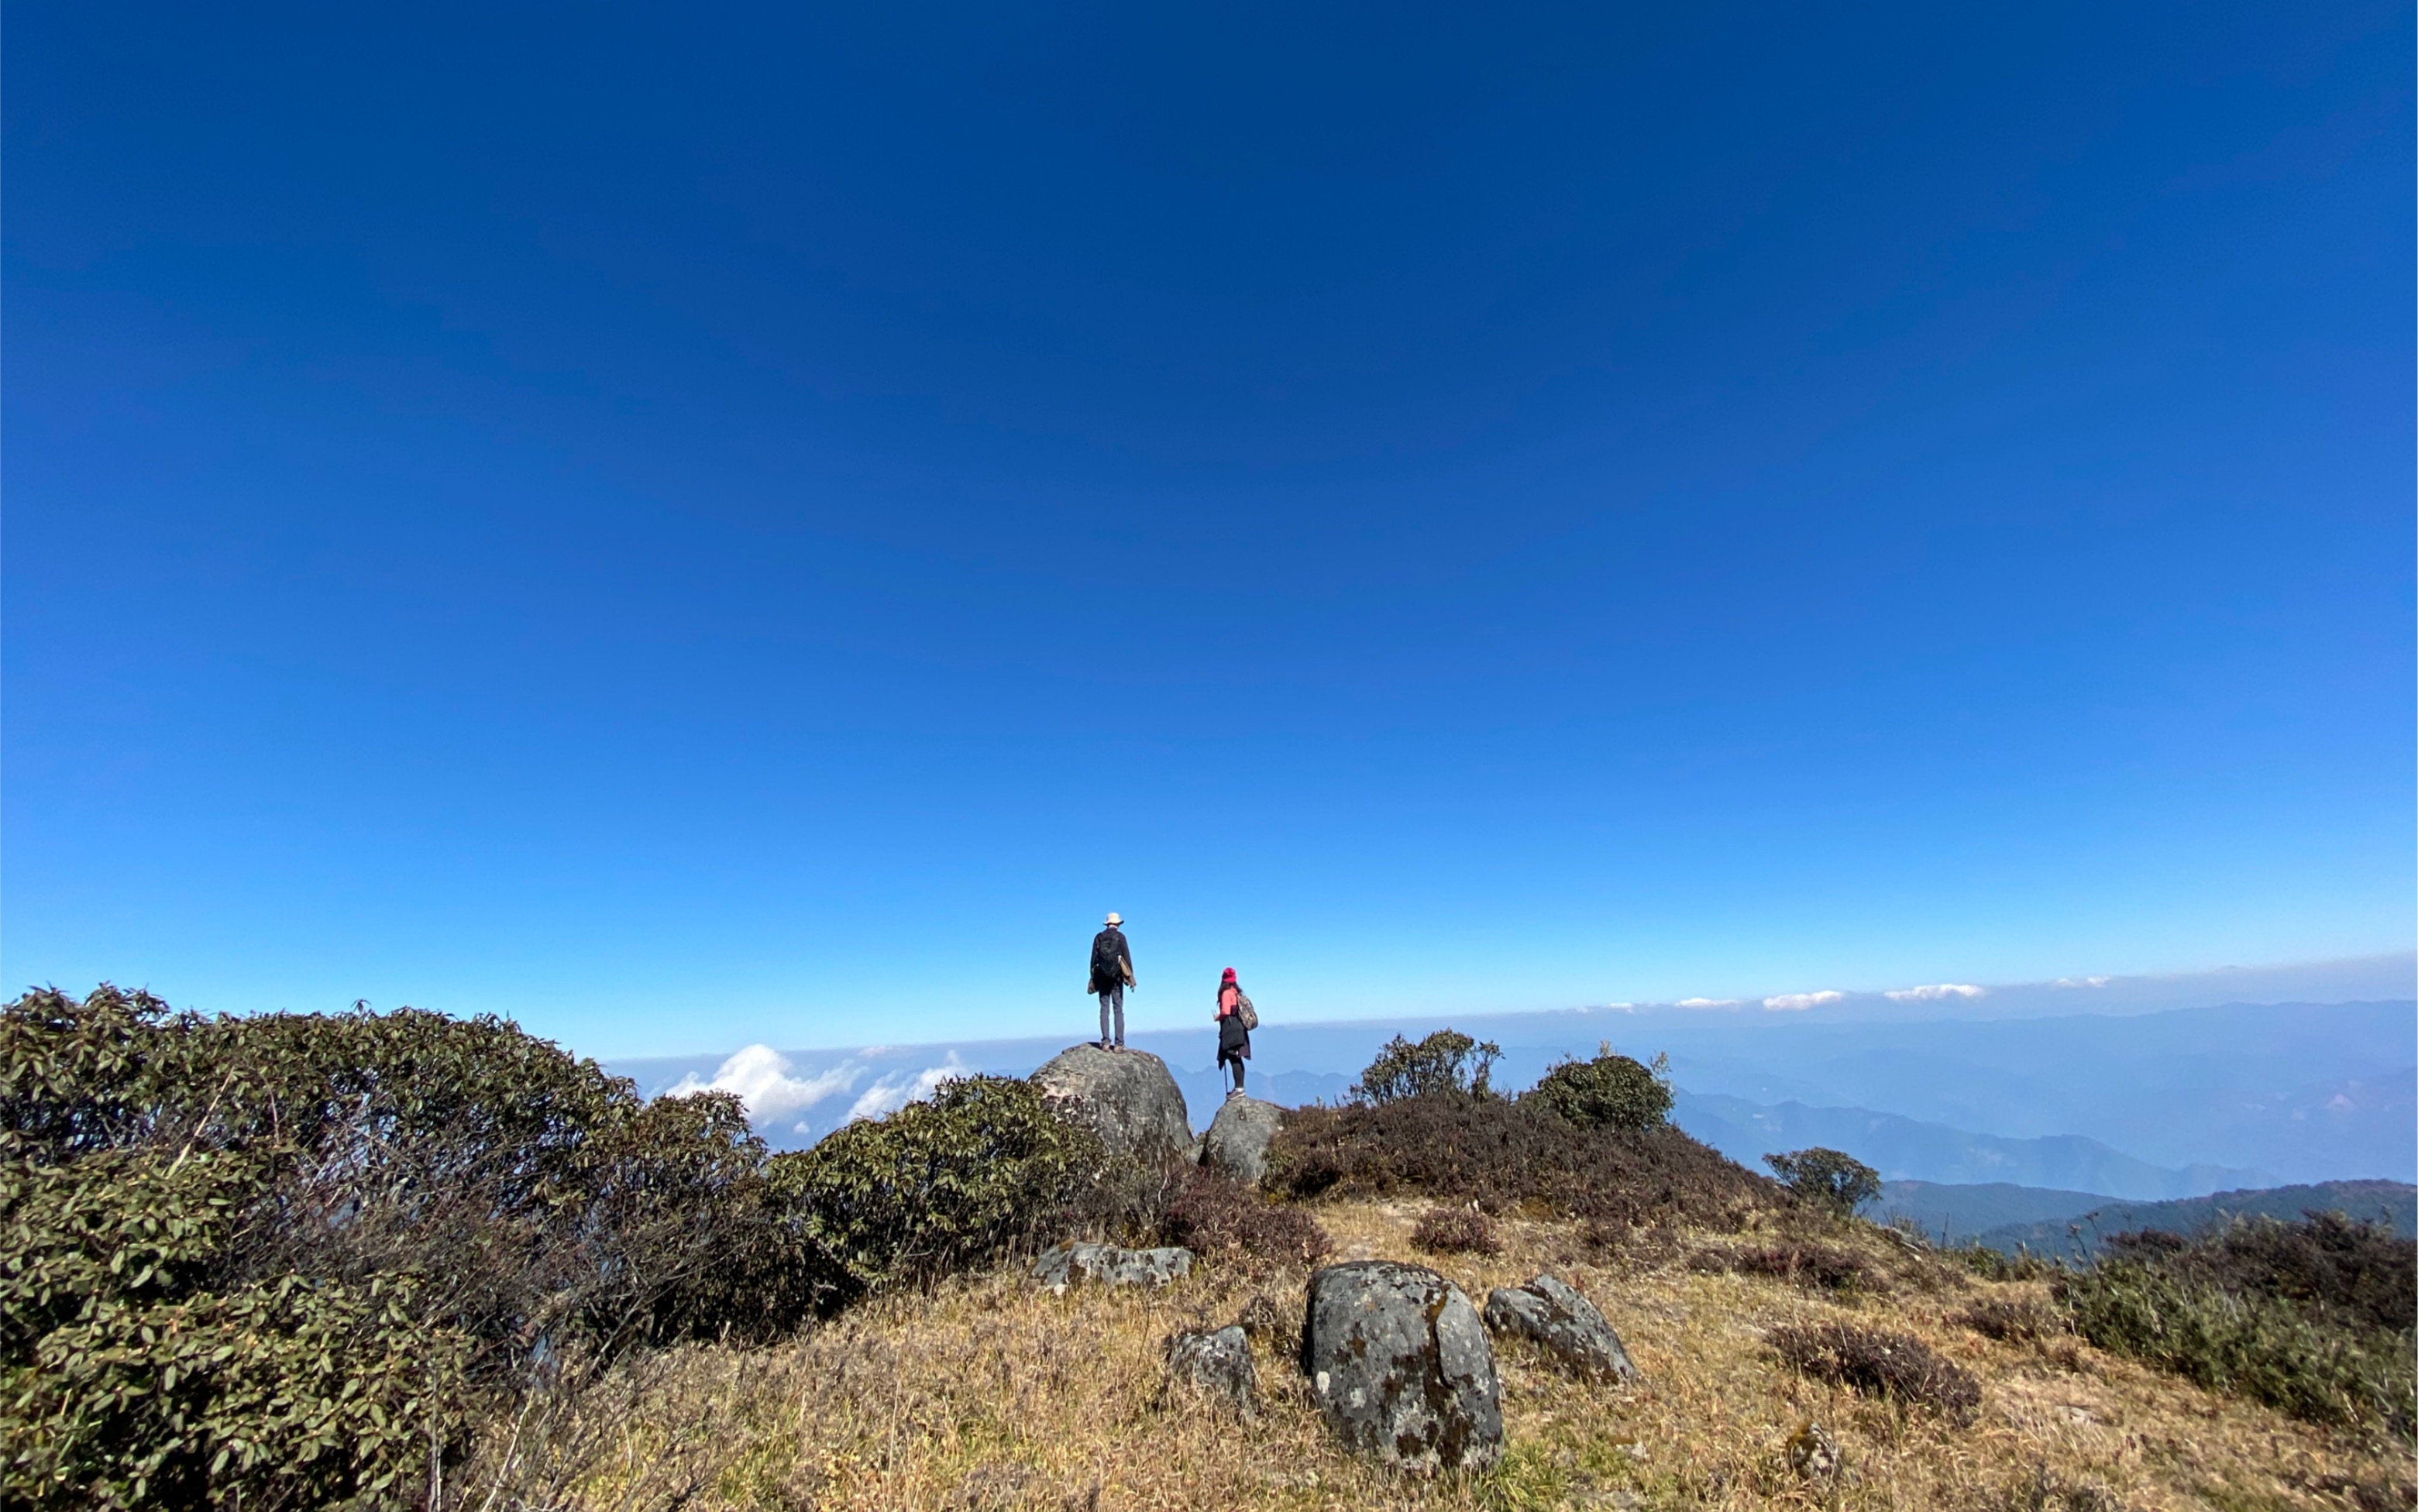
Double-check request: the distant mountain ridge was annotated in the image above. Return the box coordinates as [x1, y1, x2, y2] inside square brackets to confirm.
[1868, 1180, 2122, 1240]
[1959, 1180, 2417, 1261]
[1670, 1090, 2272, 1200]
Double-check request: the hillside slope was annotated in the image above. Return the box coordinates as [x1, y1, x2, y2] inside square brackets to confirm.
[476, 1201, 2413, 1510]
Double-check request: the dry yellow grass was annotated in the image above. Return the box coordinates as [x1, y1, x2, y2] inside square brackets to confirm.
[463, 1201, 2413, 1511]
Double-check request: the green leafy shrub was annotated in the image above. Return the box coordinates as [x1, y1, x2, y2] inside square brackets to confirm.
[2056, 1214, 2416, 1437]
[1767, 1320, 1981, 1422]
[2101, 1211, 2413, 1335]
[1945, 1239, 2063, 1283]
[1265, 1094, 1775, 1233]
[1347, 1029, 1502, 1105]
[0, 986, 839, 1510]
[775, 1074, 1104, 1301]
[1525, 1043, 1672, 1132]
[1763, 1146, 1882, 1217]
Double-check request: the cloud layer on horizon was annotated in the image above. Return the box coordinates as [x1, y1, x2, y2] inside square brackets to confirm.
[663, 1043, 862, 1131]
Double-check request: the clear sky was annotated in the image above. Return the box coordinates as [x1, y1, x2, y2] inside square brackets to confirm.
[5, 2, 2410, 1057]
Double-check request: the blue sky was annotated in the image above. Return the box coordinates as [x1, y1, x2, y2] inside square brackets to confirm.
[5, 2, 2410, 1057]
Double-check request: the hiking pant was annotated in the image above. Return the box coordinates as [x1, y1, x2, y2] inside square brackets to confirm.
[1219, 1050, 1245, 1092]
[1097, 984, 1124, 1048]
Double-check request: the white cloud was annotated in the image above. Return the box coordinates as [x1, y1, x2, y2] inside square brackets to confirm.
[663, 1044, 862, 1127]
[2051, 976, 2111, 990]
[1763, 990, 1845, 1012]
[1677, 997, 1742, 1009]
[845, 1055, 969, 1122]
[1883, 983, 1987, 1002]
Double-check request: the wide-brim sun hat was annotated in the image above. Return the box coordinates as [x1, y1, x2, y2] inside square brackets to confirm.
[1104, 912, 1123, 926]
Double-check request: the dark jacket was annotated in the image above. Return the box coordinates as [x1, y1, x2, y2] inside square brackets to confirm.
[1089, 927, 1133, 995]
[1216, 983, 1251, 1058]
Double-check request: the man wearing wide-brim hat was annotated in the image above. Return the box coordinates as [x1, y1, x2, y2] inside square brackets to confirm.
[1088, 912, 1137, 1050]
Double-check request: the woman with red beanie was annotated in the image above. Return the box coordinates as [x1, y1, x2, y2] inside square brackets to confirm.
[1214, 967, 1254, 1098]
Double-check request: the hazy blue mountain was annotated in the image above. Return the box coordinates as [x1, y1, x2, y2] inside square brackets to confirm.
[1670, 1091, 2272, 1199]
[1868, 1181, 2141, 1241]
[1641, 1002, 2415, 1181]
[1963, 1181, 2417, 1261]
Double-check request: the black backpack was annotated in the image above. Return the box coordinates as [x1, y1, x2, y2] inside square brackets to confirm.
[1090, 930, 1126, 991]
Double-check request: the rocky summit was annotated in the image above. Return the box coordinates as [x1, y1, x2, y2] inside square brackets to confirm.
[1030, 1043, 1193, 1163]
[1200, 1094, 1283, 1186]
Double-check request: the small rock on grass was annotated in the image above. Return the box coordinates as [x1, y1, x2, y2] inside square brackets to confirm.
[1482, 1273, 1640, 1381]
[1165, 1325, 1257, 1415]
[1030, 1242, 1193, 1294]
[1786, 1421, 1840, 1479]
[1302, 1259, 1502, 1473]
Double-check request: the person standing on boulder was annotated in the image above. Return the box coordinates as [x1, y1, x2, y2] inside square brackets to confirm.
[1215, 967, 1253, 1098]
[1089, 912, 1136, 1050]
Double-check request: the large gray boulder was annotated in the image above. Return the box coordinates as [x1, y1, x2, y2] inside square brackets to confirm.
[1200, 1095, 1284, 1186]
[1301, 1260, 1502, 1472]
[1482, 1273, 1639, 1381]
[1030, 1242, 1193, 1294]
[1030, 1044, 1192, 1163]
[1165, 1325, 1257, 1416]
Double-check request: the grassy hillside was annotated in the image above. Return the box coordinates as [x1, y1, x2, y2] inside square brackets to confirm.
[476, 1198, 2413, 1510]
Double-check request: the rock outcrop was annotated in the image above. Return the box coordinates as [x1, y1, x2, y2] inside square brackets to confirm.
[1164, 1325, 1257, 1415]
[1481, 1273, 1639, 1381]
[1030, 1044, 1192, 1163]
[1199, 1095, 1283, 1186]
[1300, 1260, 1502, 1472]
[1030, 1242, 1193, 1294]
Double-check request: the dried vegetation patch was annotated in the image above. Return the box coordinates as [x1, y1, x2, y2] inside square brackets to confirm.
[1157, 1165, 1333, 1274]
[1266, 1097, 1776, 1233]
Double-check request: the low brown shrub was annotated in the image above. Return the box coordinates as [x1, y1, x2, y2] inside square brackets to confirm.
[1412, 1204, 1501, 1256]
[1264, 1094, 1775, 1233]
[1695, 1241, 1878, 1293]
[1768, 1320, 1982, 1422]
[1960, 1294, 2069, 1343]
[1157, 1165, 1330, 1272]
